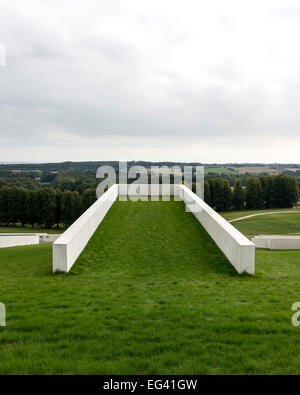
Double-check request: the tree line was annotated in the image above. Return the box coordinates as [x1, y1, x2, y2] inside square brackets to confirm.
[0, 186, 97, 228]
[204, 174, 299, 212]
[0, 174, 298, 228]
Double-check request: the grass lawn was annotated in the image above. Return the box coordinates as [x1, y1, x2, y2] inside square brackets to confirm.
[221, 208, 300, 222]
[0, 226, 63, 234]
[1, 200, 300, 374]
[228, 213, 300, 237]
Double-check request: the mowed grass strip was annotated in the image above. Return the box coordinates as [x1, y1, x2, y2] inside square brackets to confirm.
[221, 208, 300, 222]
[1, 200, 300, 374]
[229, 213, 300, 237]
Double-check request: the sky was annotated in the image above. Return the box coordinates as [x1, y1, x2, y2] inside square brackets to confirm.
[1, 0, 300, 163]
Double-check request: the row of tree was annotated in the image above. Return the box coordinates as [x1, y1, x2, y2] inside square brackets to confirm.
[0, 186, 97, 228]
[0, 174, 298, 228]
[204, 175, 299, 211]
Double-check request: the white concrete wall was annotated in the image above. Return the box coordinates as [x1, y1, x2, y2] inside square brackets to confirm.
[0, 234, 40, 248]
[252, 235, 300, 250]
[53, 183, 255, 274]
[39, 234, 60, 243]
[180, 185, 255, 274]
[53, 184, 118, 272]
[251, 236, 270, 249]
[118, 183, 180, 197]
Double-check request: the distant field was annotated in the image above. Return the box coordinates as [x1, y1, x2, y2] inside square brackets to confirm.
[232, 166, 279, 174]
[204, 167, 236, 174]
[204, 166, 289, 175]
[226, 212, 300, 237]
[2, 200, 300, 374]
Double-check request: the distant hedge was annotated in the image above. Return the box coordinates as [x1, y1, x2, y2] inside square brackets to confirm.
[204, 174, 299, 211]
[0, 186, 97, 228]
[0, 174, 298, 228]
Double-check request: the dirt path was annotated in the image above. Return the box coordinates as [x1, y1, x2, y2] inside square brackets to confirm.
[229, 211, 300, 223]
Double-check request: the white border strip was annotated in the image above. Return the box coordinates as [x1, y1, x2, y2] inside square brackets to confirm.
[53, 184, 118, 272]
[0, 234, 40, 248]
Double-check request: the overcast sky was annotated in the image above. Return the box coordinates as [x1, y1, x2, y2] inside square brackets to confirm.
[1, 0, 300, 163]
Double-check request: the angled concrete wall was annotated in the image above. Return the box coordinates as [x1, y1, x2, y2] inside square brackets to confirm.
[118, 183, 180, 197]
[53, 184, 118, 272]
[0, 234, 40, 248]
[180, 185, 255, 274]
[53, 183, 255, 274]
[252, 235, 300, 250]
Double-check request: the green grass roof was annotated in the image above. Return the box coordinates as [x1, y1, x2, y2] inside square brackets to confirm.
[1, 200, 300, 374]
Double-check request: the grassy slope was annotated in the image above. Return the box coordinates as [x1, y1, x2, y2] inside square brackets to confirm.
[221, 211, 300, 237]
[1, 200, 300, 374]
[232, 213, 300, 237]
[0, 226, 63, 234]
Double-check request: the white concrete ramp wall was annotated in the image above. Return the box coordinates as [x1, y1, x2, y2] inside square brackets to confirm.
[252, 235, 300, 250]
[53, 183, 255, 274]
[39, 234, 60, 243]
[180, 185, 255, 274]
[0, 234, 40, 248]
[53, 184, 118, 272]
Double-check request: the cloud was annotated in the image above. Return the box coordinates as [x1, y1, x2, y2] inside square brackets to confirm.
[0, 0, 300, 162]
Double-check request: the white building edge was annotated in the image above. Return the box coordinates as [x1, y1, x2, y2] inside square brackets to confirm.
[53, 184, 255, 275]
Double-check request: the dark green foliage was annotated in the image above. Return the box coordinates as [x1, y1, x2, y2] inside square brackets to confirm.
[245, 178, 264, 209]
[71, 191, 83, 221]
[232, 179, 245, 210]
[35, 188, 57, 228]
[25, 190, 39, 227]
[0, 172, 298, 229]
[16, 188, 28, 226]
[7, 187, 20, 225]
[273, 175, 299, 208]
[82, 188, 97, 211]
[0, 186, 87, 229]
[61, 190, 83, 227]
[222, 180, 232, 211]
[61, 190, 73, 227]
[208, 174, 298, 212]
[55, 189, 62, 227]
[204, 181, 212, 206]
[208, 179, 232, 211]
[0, 187, 67, 228]
[260, 175, 299, 209]
[0, 186, 10, 225]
